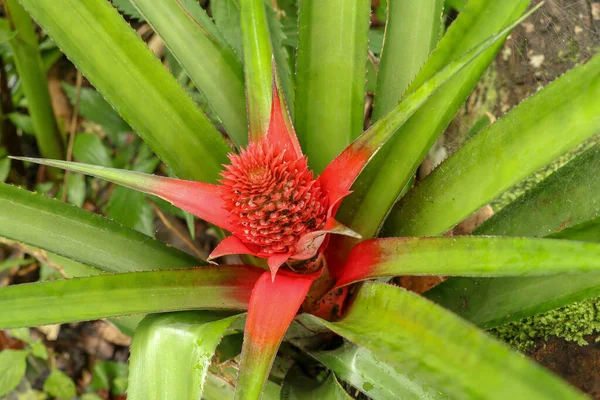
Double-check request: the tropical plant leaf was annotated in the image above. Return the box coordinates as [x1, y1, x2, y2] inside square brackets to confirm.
[130, 0, 248, 146]
[43, 369, 77, 399]
[62, 83, 131, 138]
[5, 0, 64, 162]
[111, 0, 143, 20]
[385, 51, 600, 237]
[427, 145, 600, 329]
[372, 0, 444, 121]
[72, 133, 113, 167]
[265, 1, 294, 113]
[0, 266, 262, 329]
[11, 157, 235, 232]
[335, 236, 600, 287]
[17, 0, 231, 182]
[304, 283, 586, 399]
[0, 182, 200, 273]
[211, 0, 244, 57]
[241, 0, 273, 139]
[0, 350, 28, 397]
[129, 312, 241, 400]
[339, 0, 532, 239]
[312, 341, 448, 400]
[476, 145, 600, 237]
[295, 0, 371, 173]
[235, 270, 317, 399]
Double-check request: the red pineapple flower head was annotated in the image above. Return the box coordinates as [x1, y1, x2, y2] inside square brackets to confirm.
[220, 140, 328, 257]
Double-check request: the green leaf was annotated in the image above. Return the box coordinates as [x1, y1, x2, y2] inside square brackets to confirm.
[130, 0, 248, 146]
[106, 185, 154, 236]
[281, 368, 352, 400]
[30, 341, 48, 360]
[211, 0, 243, 57]
[72, 133, 113, 167]
[90, 361, 128, 395]
[0, 158, 9, 183]
[7, 112, 35, 135]
[427, 146, 600, 329]
[129, 312, 241, 400]
[445, 0, 467, 11]
[426, 272, 600, 330]
[312, 342, 448, 400]
[0, 350, 28, 397]
[372, 0, 444, 121]
[340, 0, 531, 238]
[295, 0, 371, 173]
[0, 266, 262, 328]
[43, 368, 77, 399]
[265, 1, 294, 113]
[18, 0, 230, 183]
[5, 0, 64, 162]
[204, 372, 236, 400]
[63, 84, 131, 138]
[66, 173, 86, 208]
[385, 51, 600, 237]
[336, 236, 600, 287]
[476, 145, 600, 237]
[241, 0, 273, 139]
[111, 0, 143, 20]
[0, 183, 200, 273]
[304, 283, 586, 399]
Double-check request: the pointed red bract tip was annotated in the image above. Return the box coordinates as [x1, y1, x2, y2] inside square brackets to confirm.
[220, 140, 328, 259]
[264, 68, 303, 159]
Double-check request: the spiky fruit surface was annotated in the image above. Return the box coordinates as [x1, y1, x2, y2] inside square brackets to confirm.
[220, 141, 328, 256]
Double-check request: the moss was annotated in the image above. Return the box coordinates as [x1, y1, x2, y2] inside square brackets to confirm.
[490, 297, 600, 352]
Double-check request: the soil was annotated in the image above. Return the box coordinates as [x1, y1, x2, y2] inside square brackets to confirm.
[529, 335, 600, 398]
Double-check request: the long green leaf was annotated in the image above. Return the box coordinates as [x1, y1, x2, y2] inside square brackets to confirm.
[427, 145, 600, 329]
[476, 145, 600, 237]
[304, 283, 586, 399]
[17, 0, 230, 182]
[130, 0, 247, 146]
[0, 183, 200, 273]
[241, 0, 273, 139]
[4, 0, 64, 161]
[312, 342, 448, 400]
[425, 272, 600, 330]
[295, 0, 371, 173]
[340, 0, 531, 238]
[385, 51, 600, 237]
[336, 236, 600, 287]
[0, 266, 262, 328]
[129, 312, 241, 400]
[372, 0, 444, 121]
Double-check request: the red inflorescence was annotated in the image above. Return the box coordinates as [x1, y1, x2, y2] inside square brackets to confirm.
[220, 141, 328, 256]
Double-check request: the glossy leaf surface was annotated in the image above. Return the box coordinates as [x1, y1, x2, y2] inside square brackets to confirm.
[476, 145, 600, 237]
[0, 183, 199, 273]
[4, 0, 64, 161]
[241, 0, 273, 138]
[0, 266, 262, 328]
[236, 271, 317, 400]
[305, 283, 586, 399]
[313, 342, 448, 400]
[18, 0, 230, 182]
[131, 0, 247, 146]
[385, 52, 600, 237]
[372, 0, 444, 121]
[341, 0, 531, 239]
[129, 312, 241, 400]
[295, 0, 371, 173]
[336, 236, 600, 287]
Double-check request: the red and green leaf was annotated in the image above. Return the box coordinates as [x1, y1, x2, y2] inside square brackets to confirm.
[235, 270, 319, 399]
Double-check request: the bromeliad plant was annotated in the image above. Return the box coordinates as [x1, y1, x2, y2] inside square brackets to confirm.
[2, 0, 600, 399]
